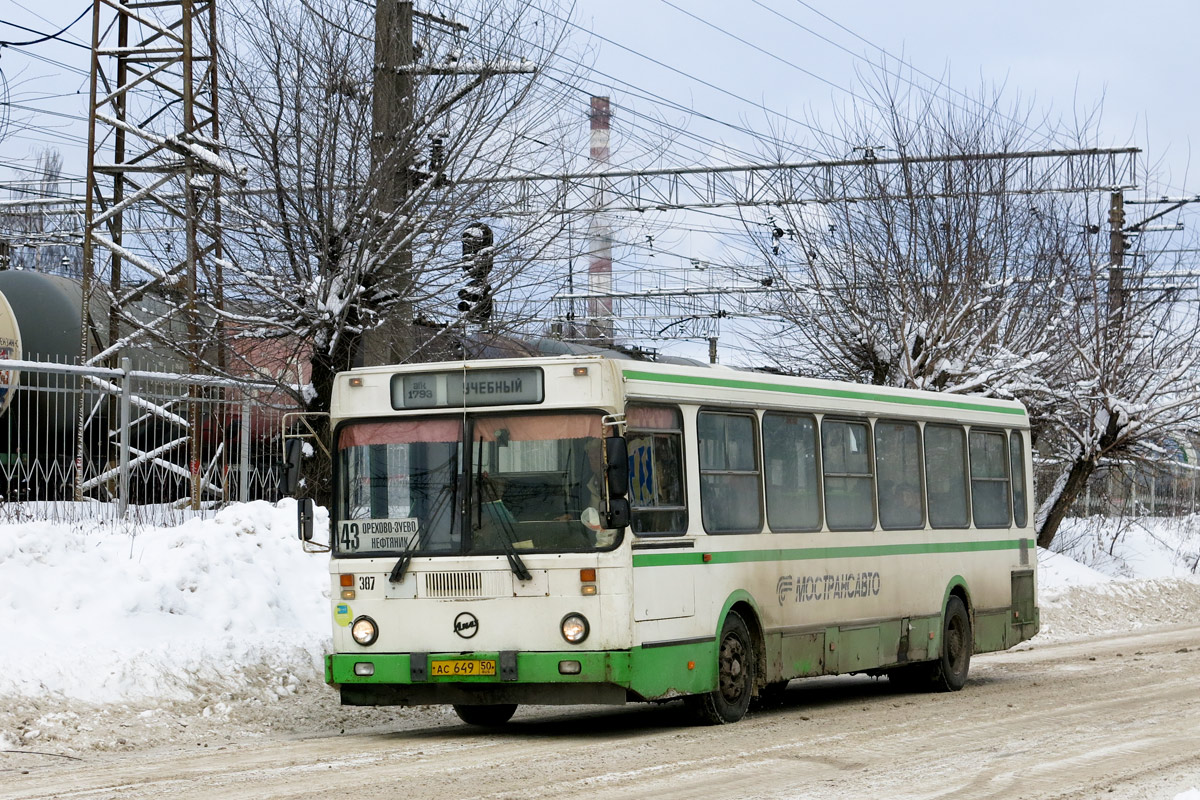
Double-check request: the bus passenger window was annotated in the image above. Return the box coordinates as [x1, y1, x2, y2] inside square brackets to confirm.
[875, 420, 924, 530]
[821, 419, 875, 531]
[626, 405, 687, 535]
[924, 425, 969, 528]
[970, 430, 1012, 527]
[698, 411, 763, 533]
[1010, 431, 1028, 527]
[762, 412, 820, 532]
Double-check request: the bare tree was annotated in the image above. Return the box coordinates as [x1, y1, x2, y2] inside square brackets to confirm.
[0, 149, 82, 277]
[212, 0, 584, 415]
[743, 65, 1200, 547]
[1033, 238, 1200, 546]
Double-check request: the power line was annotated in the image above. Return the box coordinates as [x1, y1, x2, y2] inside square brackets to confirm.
[654, 0, 861, 103]
[0, 5, 90, 48]
[538, 5, 848, 157]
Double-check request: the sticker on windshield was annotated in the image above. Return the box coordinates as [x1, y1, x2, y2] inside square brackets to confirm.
[338, 518, 419, 552]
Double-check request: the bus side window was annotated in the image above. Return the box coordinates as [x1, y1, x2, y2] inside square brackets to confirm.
[821, 419, 876, 531]
[1010, 431, 1028, 527]
[698, 410, 763, 533]
[762, 412, 821, 532]
[925, 424, 969, 528]
[626, 405, 687, 535]
[970, 429, 1012, 528]
[875, 420, 924, 530]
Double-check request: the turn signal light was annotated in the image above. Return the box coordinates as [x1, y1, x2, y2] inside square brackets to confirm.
[340, 574, 354, 587]
[580, 568, 596, 582]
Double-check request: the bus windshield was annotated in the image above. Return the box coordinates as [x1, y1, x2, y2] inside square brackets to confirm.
[335, 412, 616, 557]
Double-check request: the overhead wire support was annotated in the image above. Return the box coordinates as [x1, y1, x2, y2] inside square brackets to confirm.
[469, 147, 1140, 215]
[540, 148, 1140, 343]
[76, 0, 234, 508]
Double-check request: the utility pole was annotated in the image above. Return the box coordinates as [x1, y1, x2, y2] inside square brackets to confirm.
[1108, 190, 1127, 326]
[365, 0, 416, 367]
[364, 3, 533, 365]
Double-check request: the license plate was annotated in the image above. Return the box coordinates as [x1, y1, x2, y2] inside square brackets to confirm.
[431, 659, 496, 677]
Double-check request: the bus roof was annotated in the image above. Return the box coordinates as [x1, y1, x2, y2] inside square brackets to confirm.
[342, 353, 1028, 422]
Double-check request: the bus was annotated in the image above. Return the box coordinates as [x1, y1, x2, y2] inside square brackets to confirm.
[290, 354, 1039, 725]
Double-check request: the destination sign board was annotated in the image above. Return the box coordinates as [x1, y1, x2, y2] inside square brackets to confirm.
[391, 367, 544, 409]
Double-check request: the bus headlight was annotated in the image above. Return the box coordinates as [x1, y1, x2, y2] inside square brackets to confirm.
[351, 616, 379, 646]
[560, 613, 590, 644]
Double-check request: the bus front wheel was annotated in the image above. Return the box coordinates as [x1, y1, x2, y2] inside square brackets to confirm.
[453, 703, 517, 726]
[688, 611, 756, 725]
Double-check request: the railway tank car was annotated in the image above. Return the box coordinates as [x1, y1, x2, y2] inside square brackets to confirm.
[0, 269, 223, 501]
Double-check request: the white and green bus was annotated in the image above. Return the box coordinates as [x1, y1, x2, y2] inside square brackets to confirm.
[292, 354, 1038, 725]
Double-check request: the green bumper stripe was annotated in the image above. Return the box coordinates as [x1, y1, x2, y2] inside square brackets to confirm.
[329, 650, 632, 686]
[327, 641, 719, 699]
[621, 369, 1027, 417]
[633, 538, 1029, 568]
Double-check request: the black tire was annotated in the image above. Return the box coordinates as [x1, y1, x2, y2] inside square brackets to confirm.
[452, 703, 518, 727]
[932, 595, 972, 691]
[689, 612, 757, 725]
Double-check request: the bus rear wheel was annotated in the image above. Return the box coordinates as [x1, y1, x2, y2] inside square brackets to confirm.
[887, 596, 972, 692]
[932, 595, 972, 692]
[688, 611, 756, 725]
[453, 703, 517, 726]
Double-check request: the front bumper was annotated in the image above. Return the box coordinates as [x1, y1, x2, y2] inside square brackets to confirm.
[327, 639, 717, 706]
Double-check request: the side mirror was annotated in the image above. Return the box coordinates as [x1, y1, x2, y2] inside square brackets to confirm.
[282, 439, 304, 495]
[604, 496, 631, 530]
[297, 497, 314, 542]
[604, 435, 628, 498]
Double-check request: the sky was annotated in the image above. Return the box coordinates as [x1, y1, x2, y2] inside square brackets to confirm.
[569, 0, 1199, 185]
[4, 1, 1196, 180]
[2, 0, 1199, 361]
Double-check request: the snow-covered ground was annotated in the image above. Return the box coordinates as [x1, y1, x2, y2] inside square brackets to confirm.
[2, 502, 1199, 796]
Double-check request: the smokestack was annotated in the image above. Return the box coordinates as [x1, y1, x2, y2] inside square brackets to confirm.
[587, 96, 613, 341]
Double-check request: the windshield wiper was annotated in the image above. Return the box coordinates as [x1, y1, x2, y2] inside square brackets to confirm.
[389, 455, 457, 584]
[478, 469, 532, 582]
[471, 433, 531, 582]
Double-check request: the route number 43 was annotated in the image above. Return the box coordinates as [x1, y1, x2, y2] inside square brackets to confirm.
[340, 523, 361, 551]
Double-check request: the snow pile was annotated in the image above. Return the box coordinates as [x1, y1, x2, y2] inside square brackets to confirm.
[1036, 515, 1200, 642]
[1050, 515, 1200, 579]
[0, 500, 331, 703]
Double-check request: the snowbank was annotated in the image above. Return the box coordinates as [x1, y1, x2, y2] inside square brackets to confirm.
[0, 500, 331, 703]
[1035, 516, 1200, 642]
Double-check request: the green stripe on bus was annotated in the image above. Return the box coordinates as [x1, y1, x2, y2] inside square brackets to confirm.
[621, 369, 1027, 416]
[632, 538, 1027, 568]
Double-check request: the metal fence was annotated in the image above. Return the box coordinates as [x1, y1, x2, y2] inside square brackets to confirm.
[0, 356, 288, 522]
[6, 355, 1197, 527]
